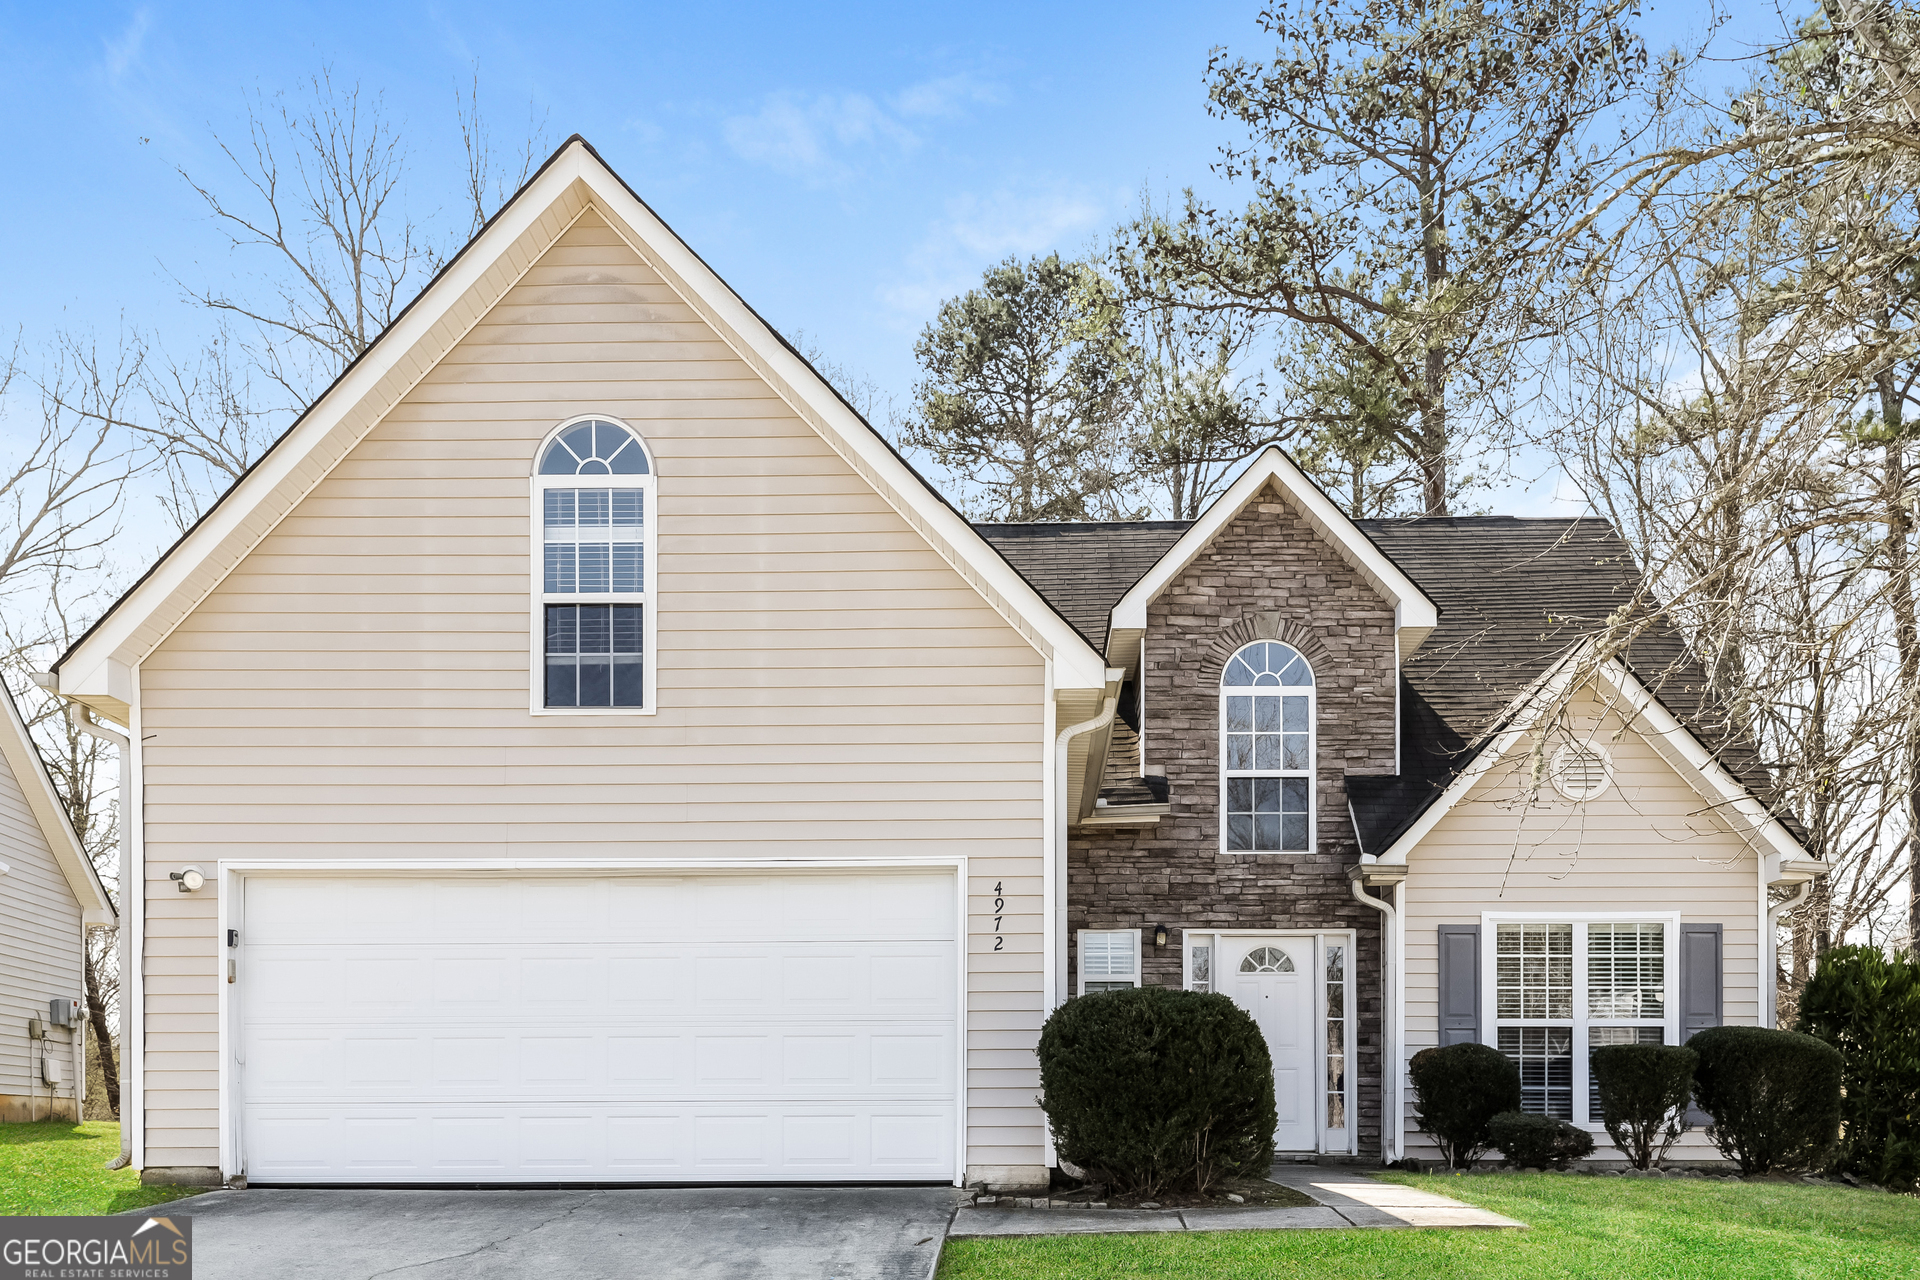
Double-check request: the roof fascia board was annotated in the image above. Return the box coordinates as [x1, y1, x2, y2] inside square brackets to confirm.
[1109, 448, 1438, 656]
[1589, 660, 1808, 865]
[1377, 648, 1810, 866]
[0, 687, 114, 920]
[575, 161, 1106, 689]
[60, 156, 595, 689]
[1374, 650, 1583, 865]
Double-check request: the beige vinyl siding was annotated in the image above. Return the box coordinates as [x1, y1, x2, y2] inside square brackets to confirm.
[1401, 685, 1763, 1161]
[0, 747, 84, 1114]
[138, 208, 1047, 1173]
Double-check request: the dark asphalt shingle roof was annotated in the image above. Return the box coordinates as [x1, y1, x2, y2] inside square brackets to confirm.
[974, 521, 1192, 652]
[976, 513, 1793, 851]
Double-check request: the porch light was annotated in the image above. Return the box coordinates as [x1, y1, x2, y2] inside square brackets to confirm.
[1152, 924, 1169, 948]
[171, 865, 206, 894]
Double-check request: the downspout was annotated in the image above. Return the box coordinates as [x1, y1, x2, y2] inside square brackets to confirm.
[1053, 696, 1118, 1009]
[1349, 869, 1400, 1164]
[67, 703, 132, 1171]
[1765, 880, 1815, 1029]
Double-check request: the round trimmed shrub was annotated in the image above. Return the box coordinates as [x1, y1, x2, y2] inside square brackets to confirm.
[1037, 987, 1277, 1197]
[1796, 945, 1920, 1192]
[1488, 1111, 1595, 1169]
[1409, 1042, 1522, 1168]
[1689, 1025, 1842, 1175]
[1592, 1044, 1697, 1169]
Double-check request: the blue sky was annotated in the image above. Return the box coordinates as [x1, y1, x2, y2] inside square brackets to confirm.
[0, 0, 1753, 541]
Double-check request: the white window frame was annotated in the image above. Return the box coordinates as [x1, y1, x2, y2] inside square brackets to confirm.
[1184, 929, 1356, 1154]
[1480, 911, 1680, 1127]
[1077, 928, 1141, 995]
[1219, 642, 1317, 855]
[528, 415, 659, 716]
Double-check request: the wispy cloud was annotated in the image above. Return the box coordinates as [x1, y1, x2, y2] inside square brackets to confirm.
[722, 92, 917, 183]
[721, 73, 1003, 186]
[880, 185, 1109, 318]
[101, 7, 153, 84]
[892, 73, 1002, 119]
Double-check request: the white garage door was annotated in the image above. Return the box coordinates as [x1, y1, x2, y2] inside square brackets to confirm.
[237, 869, 959, 1183]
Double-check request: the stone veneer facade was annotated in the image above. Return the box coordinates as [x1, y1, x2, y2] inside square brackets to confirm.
[1068, 482, 1400, 1156]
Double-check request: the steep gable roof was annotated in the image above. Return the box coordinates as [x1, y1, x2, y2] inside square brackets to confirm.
[0, 685, 114, 926]
[1108, 449, 1439, 660]
[55, 136, 1108, 716]
[986, 509, 1803, 855]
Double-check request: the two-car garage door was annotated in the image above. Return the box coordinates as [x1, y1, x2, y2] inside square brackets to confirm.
[237, 869, 959, 1183]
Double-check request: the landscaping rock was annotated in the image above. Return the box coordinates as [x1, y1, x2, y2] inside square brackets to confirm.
[1225, 1193, 1245, 1204]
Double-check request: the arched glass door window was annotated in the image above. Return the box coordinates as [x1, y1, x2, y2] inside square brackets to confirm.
[533, 417, 655, 712]
[1220, 641, 1315, 852]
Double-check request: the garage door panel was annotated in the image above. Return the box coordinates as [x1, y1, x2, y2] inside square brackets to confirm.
[242, 1104, 956, 1180]
[244, 1024, 958, 1101]
[239, 871, 959, 1182]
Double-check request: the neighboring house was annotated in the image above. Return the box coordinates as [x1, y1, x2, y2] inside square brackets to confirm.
[984, 452, 1824, 1164]
[51, 137, 1820, 1186]
[0, 683, 115, 1122]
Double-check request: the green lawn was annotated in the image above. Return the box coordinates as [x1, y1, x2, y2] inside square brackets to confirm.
[937, 1172, 1920, 1280]
[0, 1122, 206, 1216]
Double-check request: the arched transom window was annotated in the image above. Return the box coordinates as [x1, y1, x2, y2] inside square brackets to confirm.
[533, 417, 656, 712]
[1221, 641, 1315, 852]
[1239, 945, 1296, 973]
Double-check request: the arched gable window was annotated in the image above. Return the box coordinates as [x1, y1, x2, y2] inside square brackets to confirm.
[1220, 641, 1315, 852]
[533, 417, 656, 712]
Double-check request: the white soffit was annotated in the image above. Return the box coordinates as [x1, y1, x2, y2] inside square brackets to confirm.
[56, 137, 1108, 697]
[1108, 447, 1438, 658]
[0, 684, 115, 924]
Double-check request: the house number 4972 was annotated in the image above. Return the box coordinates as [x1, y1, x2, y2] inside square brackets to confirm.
[992, 881, 1004, 952]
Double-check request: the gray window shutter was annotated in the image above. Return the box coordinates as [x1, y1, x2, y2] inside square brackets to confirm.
[1437, 924, 1481, 1046]
[1679, 923, 1723, 1124]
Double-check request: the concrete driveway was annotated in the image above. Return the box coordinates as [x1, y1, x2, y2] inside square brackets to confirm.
[166, 1185, 967, 1280]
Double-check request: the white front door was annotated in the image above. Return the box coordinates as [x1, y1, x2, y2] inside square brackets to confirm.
[234, 869, 960, 1183]
[1225, 936, 1317, 1152]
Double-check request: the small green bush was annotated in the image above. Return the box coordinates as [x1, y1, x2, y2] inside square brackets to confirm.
[1592, 1044, 1697, 1169]
[1037, 987, 1277, 1197]
[1410, 1042, 1522, 1168]
[1796, 945, 1920, 1192]
[1690, 1025, 1842, 1175]
[1488, 1111, 1595, 1168]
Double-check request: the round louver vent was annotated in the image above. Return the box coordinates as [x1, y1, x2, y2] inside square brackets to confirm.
[1550, 743, 1612, 801]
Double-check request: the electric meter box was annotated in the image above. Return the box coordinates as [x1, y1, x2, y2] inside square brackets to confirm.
[47, 998, 80, 1028]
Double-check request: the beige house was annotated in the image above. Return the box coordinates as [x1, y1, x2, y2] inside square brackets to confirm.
[55, 137, 1821, 1185]
[0, 683, 115, 1122]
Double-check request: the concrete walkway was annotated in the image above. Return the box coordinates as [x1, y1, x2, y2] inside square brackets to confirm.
[947, 1166, 1523, 1238]
[163, 1185, 966, 1280]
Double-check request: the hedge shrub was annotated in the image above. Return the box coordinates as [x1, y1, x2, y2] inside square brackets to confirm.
[1592, 1044, 1697, 1169]
[1037, 987, 1277, 1197]
[1409, 1042, 1521, 1168]
[1796, 945, 1920, 1192]
[1489, 1111, 1595, 1169]
[1689, 1025, 1843, 1175]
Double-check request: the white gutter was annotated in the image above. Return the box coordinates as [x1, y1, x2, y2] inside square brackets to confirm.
[66, 702, 132, 1170]
[1764, 880, 1815, 1029]
[1349, 870, 1401, 1163]
[1053, 695, 1118, 1011]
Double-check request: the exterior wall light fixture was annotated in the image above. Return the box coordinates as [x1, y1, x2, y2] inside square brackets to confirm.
[170, 865, 207, 893]
[1152, 924, 1169, 948]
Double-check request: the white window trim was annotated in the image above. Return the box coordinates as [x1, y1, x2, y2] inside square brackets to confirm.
[1218, 644, 1318, 855]
[1479, 911, 1681, 1127]
[1184, 929, 1356, 1155]
[528, 415, 659, 716]
[1077, 928, 1142, 995]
